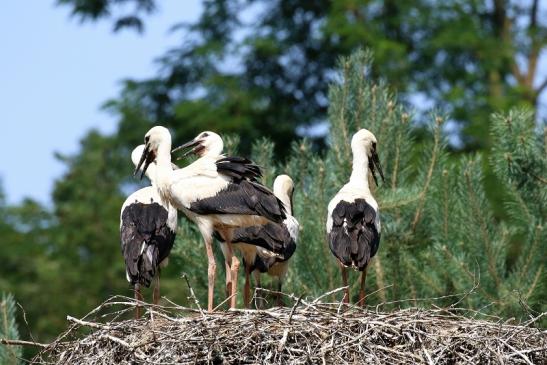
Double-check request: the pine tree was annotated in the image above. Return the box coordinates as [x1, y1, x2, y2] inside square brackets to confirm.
[231, 50, 545, 321]
[0, 293, 21, 365]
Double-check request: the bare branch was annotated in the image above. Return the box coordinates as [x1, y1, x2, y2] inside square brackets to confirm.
[1, 338, 48, 348]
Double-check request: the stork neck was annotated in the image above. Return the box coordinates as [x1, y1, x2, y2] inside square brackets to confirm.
[153, 143, 174, 199]
[204, 142, 223, 157]
[277, 193, 292, 216]
[349, 149, 370, 190]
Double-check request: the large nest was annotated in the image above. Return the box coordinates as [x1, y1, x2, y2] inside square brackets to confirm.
[33, 290, 546, 364]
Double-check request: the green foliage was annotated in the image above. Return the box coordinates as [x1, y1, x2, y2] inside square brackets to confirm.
[58, 0, 547, 151]
[0, 293, 21, 365]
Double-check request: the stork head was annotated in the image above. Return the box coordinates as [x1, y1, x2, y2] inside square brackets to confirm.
[351, 129, 385, 186]
[273, 174, 295, 214]
[134, 126, 172, 180]
[172, 131, 223, 159]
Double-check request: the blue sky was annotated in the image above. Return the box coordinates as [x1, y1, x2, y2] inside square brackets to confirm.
[0, 1, 201, 205]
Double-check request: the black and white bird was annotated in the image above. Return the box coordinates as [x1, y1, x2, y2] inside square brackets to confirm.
[120, 145, 177, 317]
[219, 174, 299, 308]
[135, 127, 286, 311]
[326, 129, 384, 306]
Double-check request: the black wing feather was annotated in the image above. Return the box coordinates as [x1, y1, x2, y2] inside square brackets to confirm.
[216, 156, 262, 181]
[190, 180, 286, 223]
[328, 199, 380, 271]
[216, 223, 296, 272]
[231, 223, 295, 258]
[120, 202, 176, 287]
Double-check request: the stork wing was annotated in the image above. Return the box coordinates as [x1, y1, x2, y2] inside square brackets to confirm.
[231, 222, 295, 258]
[328, 199, 380, 270]
[189, 180, 286, 223]
[215, 156, 262, 181]
[120, 202, 176, 287]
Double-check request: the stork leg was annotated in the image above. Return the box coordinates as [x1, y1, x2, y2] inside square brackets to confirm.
[230, 251, 240, 309]
[253, 271, 264, 309]
[358, 267, 368, 307]
[205, 237, 216, 312]
[224, 257, 232, 299]
[244, 264, 251, 308]
[223, 243, 234, 303]
[340, 263, 350, 304]
[134, 284, 143, 319]
[153, 271, 161, 305]
[276, 278, 283, 307]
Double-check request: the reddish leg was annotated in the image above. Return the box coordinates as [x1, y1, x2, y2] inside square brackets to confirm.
[205, 237, 216, 312]
[340, 263, 350, 304]
[153, 272, 161, 305]
[253, 271, 264, 308]
[230, 253, 240, 308]
[276, 279, 284, 307]
[223, 242, 234, 306]
[134, 284, 143, 319]
[244, 265, 251, 308]
[358, 267, 368, 307]
[224, 257, 232, 299]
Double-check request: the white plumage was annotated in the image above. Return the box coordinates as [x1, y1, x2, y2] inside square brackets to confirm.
[326, 129, 384, 306]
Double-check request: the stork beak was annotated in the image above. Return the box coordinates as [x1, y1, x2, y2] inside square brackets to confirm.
[140, 153, 155, 180]
[133, 144, 149, 177]
[369, 150, 385, 187]
[171, 138, 205, 160]
[133, 144, 155, 180]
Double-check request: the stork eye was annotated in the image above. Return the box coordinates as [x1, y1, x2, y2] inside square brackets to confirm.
[145, 136, 150, 143]
[202, 132, 209, 137]
[372, 142, 377, 151]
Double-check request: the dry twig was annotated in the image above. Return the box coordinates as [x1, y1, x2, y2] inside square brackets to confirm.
[30, 293, 546, 364]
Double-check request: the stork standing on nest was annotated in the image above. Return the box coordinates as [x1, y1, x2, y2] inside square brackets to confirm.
[326, 129, 384, 306]
[225, 174, 298, 308]
[120, 145, 177, 318]
[135, 127, 285, 311]
[177, 134, 297, 308]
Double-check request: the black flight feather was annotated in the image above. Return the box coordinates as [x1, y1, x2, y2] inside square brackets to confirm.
[190, 180, 286, 223]
[120, 202, 176, 287]
[216, 156, 262, 181]
[328, 199, 380, 271]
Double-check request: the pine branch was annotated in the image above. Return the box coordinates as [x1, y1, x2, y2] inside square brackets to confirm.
[524, 267, 542, 300]
[411, 116, 443, 231]
[373, 257, 386, 302]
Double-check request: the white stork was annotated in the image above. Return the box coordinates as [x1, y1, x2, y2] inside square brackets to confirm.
[135, 127, 286, 311]
[326, 129, 384, 306]
[176, 132, 297, 307]
[224, 174, 299, 308]
[120, 145, 177, 318]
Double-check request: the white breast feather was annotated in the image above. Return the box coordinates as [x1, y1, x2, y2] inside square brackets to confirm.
[284, 215, 299, 241]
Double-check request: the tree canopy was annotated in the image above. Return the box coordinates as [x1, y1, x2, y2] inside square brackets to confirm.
[58, 0, 547, 151]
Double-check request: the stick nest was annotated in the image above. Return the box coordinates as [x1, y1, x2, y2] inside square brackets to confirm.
[32, 292, 546, 364]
